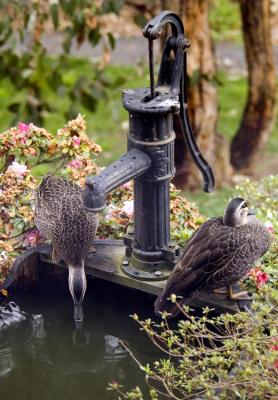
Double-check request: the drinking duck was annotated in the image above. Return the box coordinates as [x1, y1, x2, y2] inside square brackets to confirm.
[35, 175, 99, 322]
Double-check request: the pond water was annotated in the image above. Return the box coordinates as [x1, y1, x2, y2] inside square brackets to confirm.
[0, 276, 157, 400]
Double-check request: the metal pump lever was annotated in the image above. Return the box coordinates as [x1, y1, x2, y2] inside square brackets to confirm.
[143, 11, 215, 193]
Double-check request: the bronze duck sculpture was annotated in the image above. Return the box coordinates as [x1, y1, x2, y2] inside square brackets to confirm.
[155, 197, 271, 316]
[35, 175, 99, 322]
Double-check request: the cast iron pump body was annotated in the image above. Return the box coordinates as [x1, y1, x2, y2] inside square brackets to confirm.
[83, 11, 215, 281]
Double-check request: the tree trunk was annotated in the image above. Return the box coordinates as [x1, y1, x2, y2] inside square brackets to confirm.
[231, 0, 277, 173]
[166, 0, 233, 189]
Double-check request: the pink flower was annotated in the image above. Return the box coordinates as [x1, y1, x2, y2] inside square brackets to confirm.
[122, 200, 134, 216]
[265, 221, 274, 234]
[25, 229, 41, 247]
[120, 181, 131, 189]
[28, 148, 37, 156]
[105, 205, 116, 220]
[256, 271, 268, 286]
[249, 267, 269, 288]
[67, 159, 82, 169]
[0, 251, 8, 262]
[270, 338, 278, 351]
[273, 359, 278, 369]
[72, 136, 81, 147]
[18, 122, 30, 133]
[7, 161, 28, 178]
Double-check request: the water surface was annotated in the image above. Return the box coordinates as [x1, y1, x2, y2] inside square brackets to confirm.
[0, 276, 156, 400]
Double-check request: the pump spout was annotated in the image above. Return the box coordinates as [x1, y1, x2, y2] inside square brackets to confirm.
[83, 148, 151, 212]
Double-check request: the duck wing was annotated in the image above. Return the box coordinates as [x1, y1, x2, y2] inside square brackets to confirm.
[35, 175, 83, 239]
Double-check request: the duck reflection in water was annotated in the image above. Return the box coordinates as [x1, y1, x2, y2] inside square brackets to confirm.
[0, 299, 129, 377]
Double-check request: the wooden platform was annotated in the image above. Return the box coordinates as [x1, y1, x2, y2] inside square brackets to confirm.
[1, 240, 252, 314]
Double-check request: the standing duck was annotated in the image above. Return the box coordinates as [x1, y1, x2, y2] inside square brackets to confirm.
[155, 197, 271, 316]
[35, 175, 99, 322]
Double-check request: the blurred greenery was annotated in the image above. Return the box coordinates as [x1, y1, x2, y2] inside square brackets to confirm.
[0, 0, 124, 125]
[209, 0, 242, 42]
[0, 58, 277, 162]
[183, 186, 234, 218]
[0, 58, 277, 219]
[0, 59, 148, 166]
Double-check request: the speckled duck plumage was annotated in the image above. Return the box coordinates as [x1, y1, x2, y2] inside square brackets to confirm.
[155, 198, 271, 316]
[35, 175, 99, 320]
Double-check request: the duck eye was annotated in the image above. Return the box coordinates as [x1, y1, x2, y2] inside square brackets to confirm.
[241, 202, 248, 209]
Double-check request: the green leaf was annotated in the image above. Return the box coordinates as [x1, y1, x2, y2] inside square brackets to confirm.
[107, 32, 116, 50]
[81, 92, 97, 112]
[134, 14, 148, 28]
[101, 0, 124, 14]
[50, 3, 59, 30]
[189, 69, 201, 87]
[60, 0, 77, 15]
[88, 29, 101, 47]
[8, 102, 21, 113]
[110, 75, 127, 88]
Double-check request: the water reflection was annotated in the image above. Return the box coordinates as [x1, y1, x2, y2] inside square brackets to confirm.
[0, 302, 27, 331]
[31, 314, 46, 340]
[0, 347, 13, 378]
[104, 335, 128, 362]
[0, 278, 154, 399]
[72, 321, 90, 347]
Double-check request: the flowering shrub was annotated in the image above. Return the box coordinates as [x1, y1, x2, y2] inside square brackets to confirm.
[98, 182, 134, 240]
[234, 176, 278, 294]
[97, 181, 205, 242]
[236, 175, 278, 233]
[170, 185, 206, 246]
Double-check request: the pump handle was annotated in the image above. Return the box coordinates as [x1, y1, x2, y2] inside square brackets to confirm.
[143, 11, 215, 193]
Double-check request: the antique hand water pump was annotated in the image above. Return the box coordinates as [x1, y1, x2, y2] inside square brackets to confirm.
[83, 11, 215, 281]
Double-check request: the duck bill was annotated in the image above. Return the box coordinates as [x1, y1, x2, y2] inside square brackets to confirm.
[68, 263, 87, 322]
[247, 208, 256, 216]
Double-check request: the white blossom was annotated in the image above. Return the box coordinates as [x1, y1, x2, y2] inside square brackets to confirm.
[7, 161, 28, 178]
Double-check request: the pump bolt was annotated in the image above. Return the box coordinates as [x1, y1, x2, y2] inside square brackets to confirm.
[122, 259, 129, 266]
[154, 270, 162, 277]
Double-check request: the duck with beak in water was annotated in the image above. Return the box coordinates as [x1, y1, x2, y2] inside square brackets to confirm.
[155, 198, 272, 317]
[35, 176, 99, 322]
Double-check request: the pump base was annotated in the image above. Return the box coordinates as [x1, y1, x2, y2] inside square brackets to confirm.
[121, 255, 173, 281]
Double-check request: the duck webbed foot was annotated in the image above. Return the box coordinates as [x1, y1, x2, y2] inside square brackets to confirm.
[227, 285, 251, 301]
